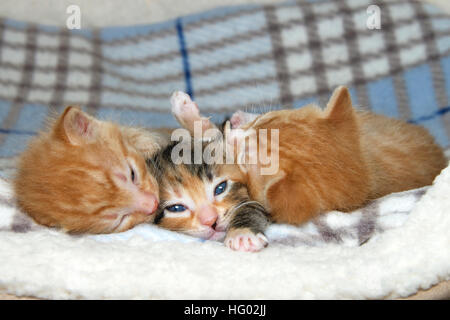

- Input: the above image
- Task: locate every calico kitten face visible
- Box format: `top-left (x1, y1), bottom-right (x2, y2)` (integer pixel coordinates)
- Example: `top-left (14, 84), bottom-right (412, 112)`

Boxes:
top-left (15, 107), bottom-right (159, 234)
top-left (149, 143), bottom-right (249, 240)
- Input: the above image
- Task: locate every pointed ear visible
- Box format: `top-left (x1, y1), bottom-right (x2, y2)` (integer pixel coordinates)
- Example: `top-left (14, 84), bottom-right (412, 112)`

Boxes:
top-left (55, 106), bottom-right (99, 145)
top-left (223, 121), bottom-right (258, 174)
top-left (325, 86), bottom-right (354, 121)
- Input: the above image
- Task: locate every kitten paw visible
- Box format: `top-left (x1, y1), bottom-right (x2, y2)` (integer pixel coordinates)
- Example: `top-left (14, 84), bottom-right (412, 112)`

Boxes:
top-left (224, 228), bottom-right (268, 252)
top-left (171, 91), bottom-right (198, 118)
top-left (170, 91), bottom-right (211, 131)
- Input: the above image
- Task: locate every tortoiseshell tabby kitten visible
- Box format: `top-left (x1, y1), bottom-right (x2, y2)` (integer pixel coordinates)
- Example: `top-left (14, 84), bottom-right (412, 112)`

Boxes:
top-left (147, 140), bottom-right (271, 251)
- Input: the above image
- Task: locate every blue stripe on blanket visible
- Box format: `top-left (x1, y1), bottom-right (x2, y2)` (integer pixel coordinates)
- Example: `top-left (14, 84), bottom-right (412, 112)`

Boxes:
top-left (176, 18), bottom-right (194, 99)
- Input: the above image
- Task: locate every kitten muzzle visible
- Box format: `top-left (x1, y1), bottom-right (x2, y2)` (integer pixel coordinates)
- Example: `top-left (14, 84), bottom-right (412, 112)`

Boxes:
top-left (135, 192), bottom-right (158, 215)
top-left (198, 204), bottom-right (218, 227)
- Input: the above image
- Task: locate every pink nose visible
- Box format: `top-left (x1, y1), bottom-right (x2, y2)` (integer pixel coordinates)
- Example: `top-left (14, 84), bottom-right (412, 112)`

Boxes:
top-left (198, 205), bottom-right (218, 226)
top-left (136, 192), bottom-right (158, 215)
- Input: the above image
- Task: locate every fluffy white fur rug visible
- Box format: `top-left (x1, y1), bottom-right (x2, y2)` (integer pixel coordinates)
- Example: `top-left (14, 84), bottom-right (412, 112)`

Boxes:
top-left (0, 162), bottom-right (449, 299)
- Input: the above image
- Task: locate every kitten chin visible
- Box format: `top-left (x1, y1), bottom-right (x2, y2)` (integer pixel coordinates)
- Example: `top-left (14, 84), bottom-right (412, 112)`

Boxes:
top-left (14, 106), bottom-right (167, 234)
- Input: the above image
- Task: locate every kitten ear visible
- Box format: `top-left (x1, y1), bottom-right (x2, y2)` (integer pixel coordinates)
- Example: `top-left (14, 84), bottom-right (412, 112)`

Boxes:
top-left (325, 86), bottom-right (354, 121)
top-left (224, 121), bottom-right (257, 174)
top-left (56, 106), bottom-right (99, 145)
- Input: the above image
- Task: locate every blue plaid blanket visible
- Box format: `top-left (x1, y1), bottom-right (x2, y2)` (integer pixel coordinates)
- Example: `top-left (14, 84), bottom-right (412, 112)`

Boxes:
top-left (0, 0), bottom-right (449, 158)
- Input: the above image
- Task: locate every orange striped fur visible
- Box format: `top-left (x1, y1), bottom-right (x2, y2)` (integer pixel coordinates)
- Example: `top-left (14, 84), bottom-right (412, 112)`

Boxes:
top-left (14, 106), bottom-right (168, 234)
top-left (237, 86), bottom-right (447, 224)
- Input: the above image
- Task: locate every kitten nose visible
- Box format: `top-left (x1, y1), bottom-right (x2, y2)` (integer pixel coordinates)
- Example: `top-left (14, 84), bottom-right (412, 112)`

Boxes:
top-left (198, 205), bottom-right (218, 227)
top-left (137, 192), bottom-right (158, 215)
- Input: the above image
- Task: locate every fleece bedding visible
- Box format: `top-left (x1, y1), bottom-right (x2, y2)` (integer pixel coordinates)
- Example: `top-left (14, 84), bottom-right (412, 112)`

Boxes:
top-left (0, 158), bottom-right (449, 299)
top-left (0, 0), bottom-right (450, 299)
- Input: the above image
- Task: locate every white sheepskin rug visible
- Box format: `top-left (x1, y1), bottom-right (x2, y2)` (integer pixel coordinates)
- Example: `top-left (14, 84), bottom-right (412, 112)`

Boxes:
top-left (0, 162), bottom-right (449, 299)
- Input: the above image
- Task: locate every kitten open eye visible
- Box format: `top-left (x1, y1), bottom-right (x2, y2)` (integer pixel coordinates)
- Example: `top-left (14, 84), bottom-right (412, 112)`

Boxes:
top-left (214, 181), bottom-right (227, 196)
top-left (166, 204), bottom-right (187, 212)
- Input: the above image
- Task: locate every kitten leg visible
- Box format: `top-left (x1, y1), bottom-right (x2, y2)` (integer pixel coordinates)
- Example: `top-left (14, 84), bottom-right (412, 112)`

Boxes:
top-left (170, 91), bottom-right (216, 134)
top-left (224, 201), bottom-right (270, 252)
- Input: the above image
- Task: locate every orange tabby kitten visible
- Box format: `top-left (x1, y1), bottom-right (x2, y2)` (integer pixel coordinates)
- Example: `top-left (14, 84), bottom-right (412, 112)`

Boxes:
top-left (164, 88), bottom-right (447, 251)
top-left (233, 86), bottom-right (447, 225)
top-left (14, 106), bottom-right (169, 233)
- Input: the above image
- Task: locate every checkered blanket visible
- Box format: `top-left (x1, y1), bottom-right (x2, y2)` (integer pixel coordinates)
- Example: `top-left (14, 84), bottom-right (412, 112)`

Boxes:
top-left (0, 0), bottom-right (449, 158)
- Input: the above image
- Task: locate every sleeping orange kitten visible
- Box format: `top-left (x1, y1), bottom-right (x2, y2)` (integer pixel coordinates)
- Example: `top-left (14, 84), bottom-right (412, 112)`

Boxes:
top-left (14, 106), bottom-right (169, 233)
top-left (150, 87), bottom-right (447, 251)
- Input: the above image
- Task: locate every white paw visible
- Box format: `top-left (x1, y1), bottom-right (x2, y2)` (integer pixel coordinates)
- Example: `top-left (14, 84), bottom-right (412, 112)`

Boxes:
top-left (170, 91), bottom-right (199, 118)
top-left (170, 91), bottom-right (214, 133)
top-left (224, 228), bottom-right (268, 252)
